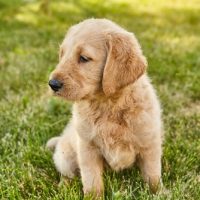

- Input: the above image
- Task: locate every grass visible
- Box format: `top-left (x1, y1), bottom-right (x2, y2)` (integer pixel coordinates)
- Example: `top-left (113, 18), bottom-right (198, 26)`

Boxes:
top-left (0, 0), bottom-right (200, 199)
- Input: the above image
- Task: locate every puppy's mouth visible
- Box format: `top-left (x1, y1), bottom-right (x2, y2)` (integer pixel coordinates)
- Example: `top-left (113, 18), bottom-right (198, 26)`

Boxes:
top-left (50, 86), bottom-right (82, 101)
top-left (52, 90), bottom-right (61, 96)
top-left (50, 86), bottom-right (64, 96)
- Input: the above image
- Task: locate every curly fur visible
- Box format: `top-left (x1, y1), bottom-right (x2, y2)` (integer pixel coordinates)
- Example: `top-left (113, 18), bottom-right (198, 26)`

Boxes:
top-left (47, 18), bottom-right (163, 196)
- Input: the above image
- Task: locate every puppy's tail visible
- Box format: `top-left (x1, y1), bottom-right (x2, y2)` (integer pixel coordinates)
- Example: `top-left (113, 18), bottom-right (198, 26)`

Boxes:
top-left (46, 137), bottom-right (60, 151)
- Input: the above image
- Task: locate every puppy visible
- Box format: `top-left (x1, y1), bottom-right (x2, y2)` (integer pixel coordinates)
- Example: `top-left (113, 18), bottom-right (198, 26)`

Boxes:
top-left (47, 18), bottom-right (163, 196)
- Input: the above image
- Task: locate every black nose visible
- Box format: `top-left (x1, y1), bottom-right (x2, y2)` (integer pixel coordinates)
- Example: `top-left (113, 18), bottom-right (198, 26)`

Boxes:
top-left (49, 79), bottom-right (63, 92)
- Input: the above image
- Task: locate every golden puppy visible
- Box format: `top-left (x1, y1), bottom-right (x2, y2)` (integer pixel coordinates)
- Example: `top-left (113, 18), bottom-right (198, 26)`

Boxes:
top-left (47, 18), bottom-right (163, 196)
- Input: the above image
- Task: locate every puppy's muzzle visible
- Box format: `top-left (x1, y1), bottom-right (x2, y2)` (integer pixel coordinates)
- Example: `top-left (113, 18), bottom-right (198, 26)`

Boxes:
top-left (49, 79), bottom-right (63, 92)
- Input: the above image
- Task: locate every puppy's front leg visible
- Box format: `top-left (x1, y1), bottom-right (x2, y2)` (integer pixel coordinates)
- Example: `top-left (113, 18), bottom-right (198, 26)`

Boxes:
top-left (78, 138), bottom-right (104, 197)
top-left (139, 145), bottom-right (162, 193)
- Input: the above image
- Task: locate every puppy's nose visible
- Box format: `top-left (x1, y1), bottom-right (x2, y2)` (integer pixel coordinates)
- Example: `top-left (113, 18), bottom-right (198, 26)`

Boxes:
top-left (49, 79), bottom-right (63, 92)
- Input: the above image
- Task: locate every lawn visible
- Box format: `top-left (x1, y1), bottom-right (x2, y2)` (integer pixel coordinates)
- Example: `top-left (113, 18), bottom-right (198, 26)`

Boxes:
top-left (0, 0), bottom-right (200, 199)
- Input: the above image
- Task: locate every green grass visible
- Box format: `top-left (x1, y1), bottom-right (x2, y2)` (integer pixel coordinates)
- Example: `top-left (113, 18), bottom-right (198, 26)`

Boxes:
top-left (0, 0), bottom-right (200, 199)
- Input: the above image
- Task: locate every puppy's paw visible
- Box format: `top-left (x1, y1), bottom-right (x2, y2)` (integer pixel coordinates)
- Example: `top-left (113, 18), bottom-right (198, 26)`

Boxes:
top-left (84, 190), bottom-right (104, 200)
top-left (83, 185), bottom-right (104, 200)
top-left (46, 136), bottom-right (60, 151)
top-left (148, 175), bottom-right (161, 194)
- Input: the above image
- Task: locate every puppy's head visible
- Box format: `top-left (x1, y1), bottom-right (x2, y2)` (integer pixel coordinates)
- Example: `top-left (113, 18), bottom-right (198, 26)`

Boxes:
top-left (49, 19), bottom-right (147, 100)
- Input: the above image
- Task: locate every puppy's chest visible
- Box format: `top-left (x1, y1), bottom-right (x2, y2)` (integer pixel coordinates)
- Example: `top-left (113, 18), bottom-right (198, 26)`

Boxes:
top-left (93, 122), bottom-right (137, 170)
top-left (82, 103), bottom-right (134, 144)
top-left (92, 112), bottom-right (137, 170)
top-left (76, 103), bottom-right (138, 170)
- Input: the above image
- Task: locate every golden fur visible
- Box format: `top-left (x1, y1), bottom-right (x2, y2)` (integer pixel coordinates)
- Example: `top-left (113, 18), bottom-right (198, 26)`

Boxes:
top-left (47, 18), bottom-right (163, 196)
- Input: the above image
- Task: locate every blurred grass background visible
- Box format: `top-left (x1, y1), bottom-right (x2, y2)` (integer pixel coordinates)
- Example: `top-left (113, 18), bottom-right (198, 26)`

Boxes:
top-left (0, 0), bottom-right (200, 199)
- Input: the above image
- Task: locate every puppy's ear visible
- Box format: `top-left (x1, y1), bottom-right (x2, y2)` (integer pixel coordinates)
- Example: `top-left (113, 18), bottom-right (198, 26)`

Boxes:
top-left (102, 32), bottom-right (147, 96)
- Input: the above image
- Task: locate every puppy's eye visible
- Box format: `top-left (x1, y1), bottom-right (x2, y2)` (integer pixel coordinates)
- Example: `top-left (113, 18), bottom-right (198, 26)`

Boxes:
top-left (79, 55), bottom-right (90, 63)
